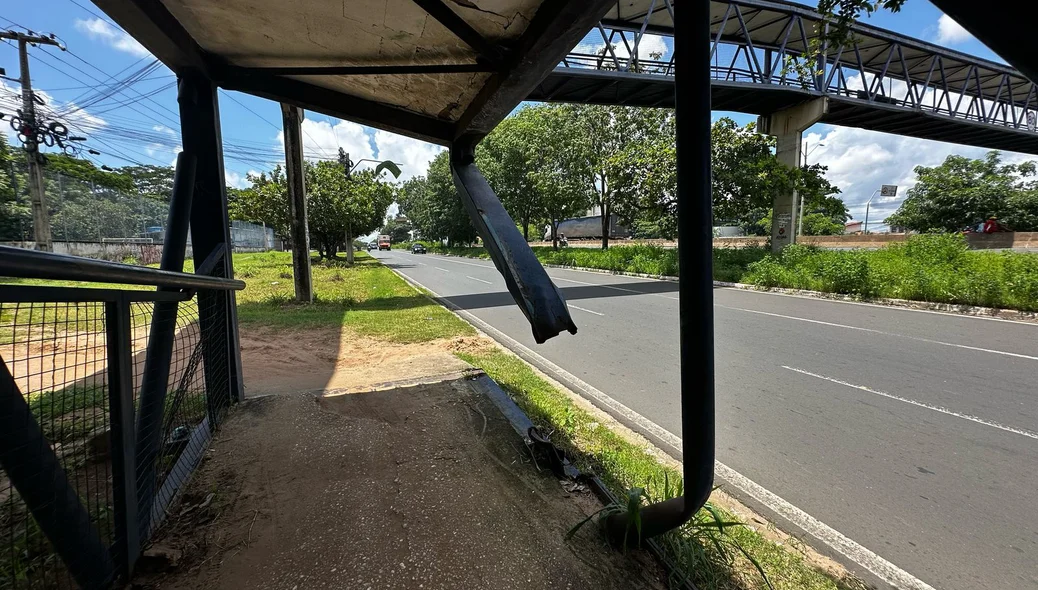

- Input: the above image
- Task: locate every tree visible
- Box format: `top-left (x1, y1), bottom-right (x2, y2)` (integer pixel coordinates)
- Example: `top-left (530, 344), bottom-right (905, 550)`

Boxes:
top-left (382, 215), bottom-right (413, 243)
top-left (44, 153), bottom-right (134, 192)
top-left (477, 114), bottom-right (543, 242)
top-left (228, 167), bottom-right (291, 241)
top-left (886, 151), bottom-right (1038, 232)
top-left (568, 104), bottom-right (673, 249)
top-left (307, 162), bottom-right (394, 263)
top-left (506, 105), bottom-right (590, 249)
top-left (397, 151), bottom-right (478, 246)
top-left (121, 165), bottom-right (175, 200)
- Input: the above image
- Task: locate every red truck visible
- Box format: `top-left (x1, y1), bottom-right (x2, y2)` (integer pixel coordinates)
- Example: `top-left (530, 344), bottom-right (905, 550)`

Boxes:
top-left (377, 235), bottom-right (391, 251)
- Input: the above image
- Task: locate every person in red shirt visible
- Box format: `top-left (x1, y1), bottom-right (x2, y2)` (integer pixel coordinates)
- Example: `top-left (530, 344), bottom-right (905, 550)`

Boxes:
top-left (982, 216), bottom-right (1004, 233)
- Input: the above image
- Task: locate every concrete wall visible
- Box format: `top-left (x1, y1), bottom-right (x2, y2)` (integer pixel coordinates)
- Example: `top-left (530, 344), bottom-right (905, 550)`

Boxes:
top-left (3, 241), bottom-right (172, 264)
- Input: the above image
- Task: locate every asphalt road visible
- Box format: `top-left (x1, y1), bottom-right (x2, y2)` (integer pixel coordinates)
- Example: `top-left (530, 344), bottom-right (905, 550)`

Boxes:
top-left (373, 249), bottom-right (1038, 590)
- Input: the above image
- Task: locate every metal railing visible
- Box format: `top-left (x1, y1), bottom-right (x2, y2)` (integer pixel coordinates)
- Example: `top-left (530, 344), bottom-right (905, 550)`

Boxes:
top-left (0, 246), bottom-right (244, 589)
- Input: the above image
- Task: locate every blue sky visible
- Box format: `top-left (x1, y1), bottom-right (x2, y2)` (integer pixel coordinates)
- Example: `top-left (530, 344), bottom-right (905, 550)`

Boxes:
top-left (0, 1), bottom-right (1028, 227)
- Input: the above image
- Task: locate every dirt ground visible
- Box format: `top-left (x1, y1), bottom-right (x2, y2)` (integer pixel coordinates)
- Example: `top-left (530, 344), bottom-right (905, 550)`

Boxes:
top-left (238, 326), bottom-right (489, 397)
top-left (134, 376), bottom-right (667, 589)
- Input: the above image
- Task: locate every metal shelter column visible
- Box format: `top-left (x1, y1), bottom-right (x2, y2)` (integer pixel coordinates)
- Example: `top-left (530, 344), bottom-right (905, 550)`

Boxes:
top-left (604, 0), bottom-right (715, 543)
top-left (179, 73), bottom-right (244, 408)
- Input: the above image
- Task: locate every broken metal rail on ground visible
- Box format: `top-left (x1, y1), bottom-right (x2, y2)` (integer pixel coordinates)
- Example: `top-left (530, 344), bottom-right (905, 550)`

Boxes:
top-left (0, 246), bottom-right (244, 589)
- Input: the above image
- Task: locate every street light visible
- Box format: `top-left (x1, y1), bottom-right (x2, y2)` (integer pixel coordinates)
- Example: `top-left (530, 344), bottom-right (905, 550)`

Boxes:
top-left (863, 189), bottom-right (880, 235)
top-left (797, 141), bottom-right (824, 236)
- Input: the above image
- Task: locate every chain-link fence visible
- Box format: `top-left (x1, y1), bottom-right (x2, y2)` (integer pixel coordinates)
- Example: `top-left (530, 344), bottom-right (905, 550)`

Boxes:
top-left (0, 286), bottom-right (232, 588)
top-left (1, 169), bottom-right (278, 254)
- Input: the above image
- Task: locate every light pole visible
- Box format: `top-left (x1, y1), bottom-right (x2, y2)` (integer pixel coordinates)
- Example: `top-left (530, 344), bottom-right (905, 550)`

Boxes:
top-left (798, 141), bottom-right (824, 236)
top-left (863, 189), bottom-right (880, 235)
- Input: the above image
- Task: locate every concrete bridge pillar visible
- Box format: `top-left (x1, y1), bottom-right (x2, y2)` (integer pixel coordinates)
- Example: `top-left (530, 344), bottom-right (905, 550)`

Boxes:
top-left (757, 97), bottom-right (828, 253)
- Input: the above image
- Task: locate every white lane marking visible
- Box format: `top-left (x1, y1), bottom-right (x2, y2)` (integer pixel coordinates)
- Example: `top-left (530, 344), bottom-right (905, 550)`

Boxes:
top-left (717, 285), bottom-right (1038, 328)
top-left (421, 254), bottom-right (495, 269)
top-left (783, 366), bottom-right (1038, 441)
top-left (416, 262), bottom-right (427, 266)
top-left (388, 267), bottom-right (936, 590)
top-left (718, 305), bottom-right (1038, 362)
top-left (554, 276), bottom-right (679, 300)
top-left (569, 304), bottom-right (604, 316)
top-left (434, 267), bottom-right (450, 273)
top-left (466, 275), bottom-right (492, 284)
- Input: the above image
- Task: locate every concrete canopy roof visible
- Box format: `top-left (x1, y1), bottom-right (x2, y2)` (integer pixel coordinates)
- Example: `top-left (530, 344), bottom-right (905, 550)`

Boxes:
top-left (93, 0), bottom-right (615, 145)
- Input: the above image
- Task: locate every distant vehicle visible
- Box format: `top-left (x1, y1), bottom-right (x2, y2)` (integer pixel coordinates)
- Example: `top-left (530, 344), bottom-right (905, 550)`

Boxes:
top-left (367, 242), bottom-right (378, 251)
top-left (411, 243), bottom-right (427, 254)
top-left (377, 234), bottom-right (391, 251)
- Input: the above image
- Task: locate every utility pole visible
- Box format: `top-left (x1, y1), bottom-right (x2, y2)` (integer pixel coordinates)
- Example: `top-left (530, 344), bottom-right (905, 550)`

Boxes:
top-left (1, 30), bottom-right (64, 252)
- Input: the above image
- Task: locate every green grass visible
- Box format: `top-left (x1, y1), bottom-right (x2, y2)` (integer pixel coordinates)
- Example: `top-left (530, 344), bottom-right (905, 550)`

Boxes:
top-left (233, 250), bottom-right (474, 342)
top-left (436, 234), bottom-right (1038, 311)
top-left (457, 349), bottom-right (863, 590)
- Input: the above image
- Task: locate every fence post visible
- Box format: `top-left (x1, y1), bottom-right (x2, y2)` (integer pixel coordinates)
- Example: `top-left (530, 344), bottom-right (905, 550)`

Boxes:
top-left (106, 295), bottom-right (141, 579)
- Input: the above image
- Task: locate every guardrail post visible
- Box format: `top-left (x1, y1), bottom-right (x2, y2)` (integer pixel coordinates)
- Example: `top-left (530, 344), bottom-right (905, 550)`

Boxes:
top-left (107, 295), bottom-right (141, 579)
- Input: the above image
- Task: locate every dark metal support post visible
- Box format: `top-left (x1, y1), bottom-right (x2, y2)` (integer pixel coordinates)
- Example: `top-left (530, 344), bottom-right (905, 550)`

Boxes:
top-left (107, 296), bottom-right (141, 579)
top-left (281, 103), bottom-right (313, 303)
top-left (606, 0), bottom-right (714, 543)
top-left (133, 151), bottom-right (196, 537)
top-left (178, 72), bottom-right (244, 417)
top-left (450, 147), bottom-right (577, 343)
top-left (0, 357), bottom-right (114, 588)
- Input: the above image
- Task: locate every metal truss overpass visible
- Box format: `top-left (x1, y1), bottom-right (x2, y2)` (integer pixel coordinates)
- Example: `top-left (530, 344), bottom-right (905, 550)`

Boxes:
top-left (530, 0), bottom-right (1038, 155)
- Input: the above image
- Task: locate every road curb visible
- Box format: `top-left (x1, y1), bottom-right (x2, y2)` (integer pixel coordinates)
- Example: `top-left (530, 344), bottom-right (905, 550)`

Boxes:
top-left (434, 252), bottom-right (1038, 323)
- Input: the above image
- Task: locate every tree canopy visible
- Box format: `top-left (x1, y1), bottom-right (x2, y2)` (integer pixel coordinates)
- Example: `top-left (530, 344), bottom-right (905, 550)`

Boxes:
top-left (886, 151), bottom-right (1038, 232)
top-left (397, 151), bottom-right (478, 247)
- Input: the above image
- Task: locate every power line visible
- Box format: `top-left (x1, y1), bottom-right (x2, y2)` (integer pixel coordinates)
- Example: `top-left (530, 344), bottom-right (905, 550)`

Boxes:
top-left (66, 0), bottom-right (121, 29)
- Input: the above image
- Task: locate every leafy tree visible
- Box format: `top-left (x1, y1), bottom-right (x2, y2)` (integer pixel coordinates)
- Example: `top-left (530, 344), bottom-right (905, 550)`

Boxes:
top-left (886, 152), bottom-right (1038, 232)
top-left (228, 167), bottom-right (290, 241)
top-left (568, 104), bottom-right (673, 249)
top-left (512, 105), bottom-right (591, 249)
top-left (44, 153), bottom-right (134, 192)
top-left (121, 165), bottom-right (175, 200)
top-left (382, 215), bottom-right (413, 243)
top-left (307, 162), bottom-right (394, 263)
top-left (477, 114), bottom-right (543, 242)
top-left (397, 151), bottom-right (478, 246)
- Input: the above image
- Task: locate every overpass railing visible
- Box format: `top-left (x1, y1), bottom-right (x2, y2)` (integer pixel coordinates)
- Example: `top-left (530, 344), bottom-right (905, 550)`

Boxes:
top-left (0, 246), bottom-right (244, 589)
top-left (559, 0), bottom-right (1038, 133)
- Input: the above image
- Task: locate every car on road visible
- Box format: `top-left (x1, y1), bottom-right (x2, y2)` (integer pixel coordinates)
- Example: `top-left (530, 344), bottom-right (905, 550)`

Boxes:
top-left (366, 242), bottom-right (378, 251)
top-left (411, 243), bottom-right (427, 254)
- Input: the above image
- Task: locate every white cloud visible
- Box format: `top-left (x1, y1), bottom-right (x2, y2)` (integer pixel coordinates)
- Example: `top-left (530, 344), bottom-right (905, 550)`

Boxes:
top-left (74, 18), bottom-right (151, 57)
top-left (805, 126), bottom-right (1033, 227)
top-left (935, 14), bottom-right (973, 46)
top-left (275, 117), bottom-right (443, 182)
top-left (278, 118), bottom-right (374, 163)
top-left (371, 130), bottom-right (444, 182)
top-left (574, 33), bottom-right (670, 66)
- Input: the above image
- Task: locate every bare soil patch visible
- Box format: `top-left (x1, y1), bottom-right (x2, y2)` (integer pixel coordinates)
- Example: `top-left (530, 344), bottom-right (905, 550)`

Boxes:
top-left (135, 379), bottom-right (667, 590)
top-left (238, 326), bottom-right (493, 397)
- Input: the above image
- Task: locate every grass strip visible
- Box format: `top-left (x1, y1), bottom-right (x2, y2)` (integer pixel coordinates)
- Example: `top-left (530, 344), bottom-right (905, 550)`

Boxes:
top-left (428, 232), bottom-right (1038, 311)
